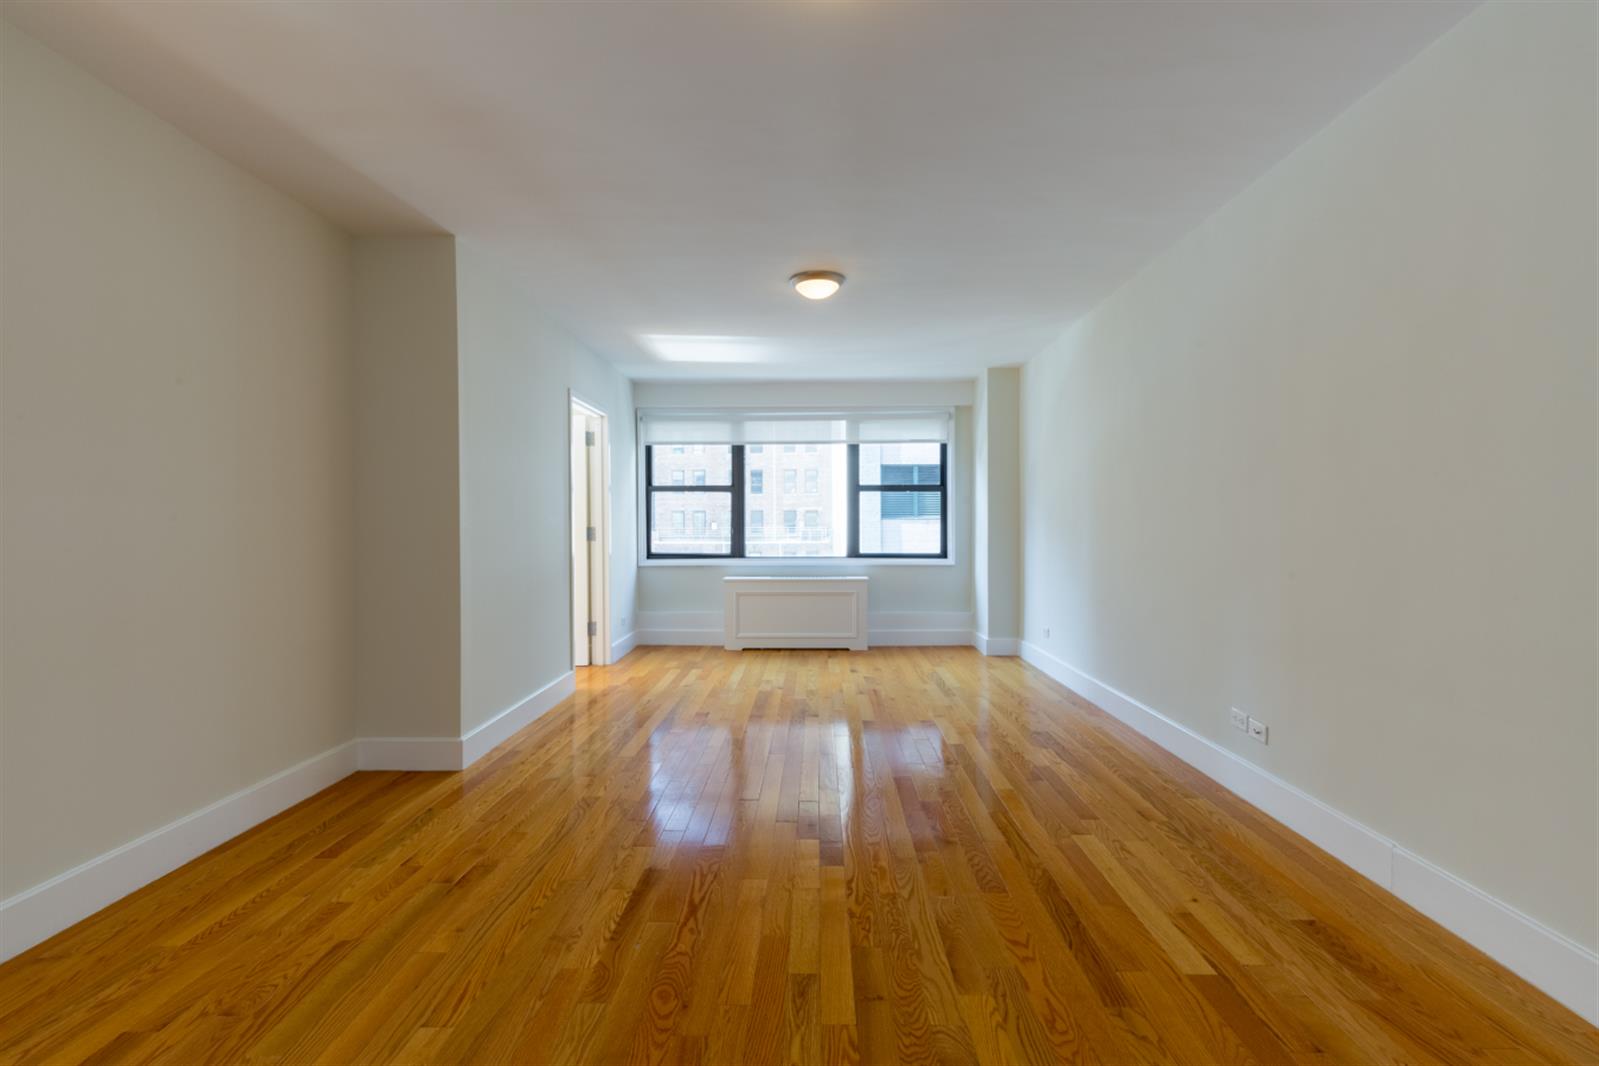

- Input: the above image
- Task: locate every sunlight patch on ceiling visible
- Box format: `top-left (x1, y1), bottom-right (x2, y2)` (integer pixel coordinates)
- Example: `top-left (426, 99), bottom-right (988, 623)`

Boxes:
top-left (639, 334), bottom-right (778, 364)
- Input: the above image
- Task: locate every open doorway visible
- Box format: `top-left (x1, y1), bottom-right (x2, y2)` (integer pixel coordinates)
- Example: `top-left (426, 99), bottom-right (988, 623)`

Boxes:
top-left (569, 394), bottom-right (610, 667)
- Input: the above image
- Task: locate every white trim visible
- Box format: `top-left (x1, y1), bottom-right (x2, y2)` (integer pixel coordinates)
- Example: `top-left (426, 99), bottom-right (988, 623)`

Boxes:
top-left (357, 672), bottom-right (579, 771)
top-left (636, 610), bottom-right (724, 646)
top-left (460, 672), bottom-right (575, 767)
top-left (1390, 848), bottom-right (1599, 1025)
top-left (870, 629), bottom-right (973, 647)
top-left (868, 610), bottom-right (974, 647)
top-left (1, 671), bottom-right (588, 964)
top-left (0, 740), bottom-right (358, 961)
top-left (635, 609), bottom-right (977, 648)
top-left (569, 389), bottom-right (611, 667)
top-left (611, 630), bottom-right (639, 660)
top-left (1017, 641), bottom-right (1599, 1024)
top-left (973, 633), bottom-right (1020, 656)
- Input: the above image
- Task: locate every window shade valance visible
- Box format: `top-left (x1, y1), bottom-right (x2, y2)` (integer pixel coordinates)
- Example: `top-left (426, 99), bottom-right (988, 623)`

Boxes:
top-left (638, 408), bottom-right (951, 446)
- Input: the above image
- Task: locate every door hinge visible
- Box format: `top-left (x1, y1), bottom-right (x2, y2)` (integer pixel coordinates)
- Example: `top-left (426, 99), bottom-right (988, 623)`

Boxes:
top-left (587, 620), bottom-right (598, 637)
top-left (586, 526), bottom-right (597, 542)
top-left (585, 430), bottom-right (596, 447)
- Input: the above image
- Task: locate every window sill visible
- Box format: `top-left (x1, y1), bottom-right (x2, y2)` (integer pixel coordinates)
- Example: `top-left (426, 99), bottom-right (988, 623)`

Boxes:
top-left (639, 555), bottom-right (955, 568)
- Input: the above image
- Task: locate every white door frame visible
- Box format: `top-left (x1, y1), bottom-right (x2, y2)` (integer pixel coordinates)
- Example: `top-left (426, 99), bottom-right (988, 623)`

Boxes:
top-left (568, 391), bottom-right (611, 666)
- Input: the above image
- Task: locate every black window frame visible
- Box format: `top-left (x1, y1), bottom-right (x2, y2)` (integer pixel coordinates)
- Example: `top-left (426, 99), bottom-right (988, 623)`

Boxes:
top-left (644, 445), bottom-right (743, 559)
top-left (645, 442), bottom-right (947, 560)
top-left (848, 442), bottom-right (948, 559)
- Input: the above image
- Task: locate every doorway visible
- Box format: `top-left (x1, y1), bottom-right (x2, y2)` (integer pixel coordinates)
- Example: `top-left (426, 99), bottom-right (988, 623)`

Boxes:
top-left (569, 394), bottom-right (610, 667)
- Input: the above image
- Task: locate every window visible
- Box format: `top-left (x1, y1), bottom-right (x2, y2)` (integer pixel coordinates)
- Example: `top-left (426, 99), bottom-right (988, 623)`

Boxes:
top-left (855, 443), bottom-right (946, 557)
top-left (647, 444), bottom-right (736, 556)
top-left (646, 441), bottom-right (947, 558)
top-left (642, 409), bottom-right (948, 560)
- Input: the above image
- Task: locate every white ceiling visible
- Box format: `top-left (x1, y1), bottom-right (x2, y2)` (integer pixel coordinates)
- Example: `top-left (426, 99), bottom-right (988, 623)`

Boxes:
top-left (6, 1), bottom-right (1475, 381)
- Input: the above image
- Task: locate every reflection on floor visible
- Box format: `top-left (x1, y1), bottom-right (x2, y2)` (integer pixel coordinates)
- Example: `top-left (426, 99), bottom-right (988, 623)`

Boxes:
top-left (1, 646), bottom-right (1594, 1064)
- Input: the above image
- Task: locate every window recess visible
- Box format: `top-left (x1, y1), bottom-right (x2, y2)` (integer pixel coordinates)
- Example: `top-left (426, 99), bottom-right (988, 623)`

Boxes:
top-left (642, 408), bottom-right (950, 561)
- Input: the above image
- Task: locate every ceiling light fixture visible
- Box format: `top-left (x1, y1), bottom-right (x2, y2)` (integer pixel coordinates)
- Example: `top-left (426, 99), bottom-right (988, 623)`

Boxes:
top-left (790, 270), bottom-right (844, 300)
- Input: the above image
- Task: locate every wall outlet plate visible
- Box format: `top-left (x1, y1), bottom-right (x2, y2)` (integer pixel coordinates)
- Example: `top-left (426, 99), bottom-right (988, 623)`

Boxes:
top-left (1229, 708), bottom-right (1249, 732)
top-left (1247, 717), bottom-right (1268, 744)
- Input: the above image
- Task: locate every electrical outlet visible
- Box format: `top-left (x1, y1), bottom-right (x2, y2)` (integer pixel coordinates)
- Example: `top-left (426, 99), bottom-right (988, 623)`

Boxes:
top-left (1247, 717), bottom-right (1268, 744)
top-left (1229, 708), bottom-right (1249, 732)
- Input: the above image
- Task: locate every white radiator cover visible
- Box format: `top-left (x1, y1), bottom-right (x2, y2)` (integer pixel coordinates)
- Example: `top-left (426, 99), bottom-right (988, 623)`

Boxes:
top-left (722, 576), bottom-right (869, 650)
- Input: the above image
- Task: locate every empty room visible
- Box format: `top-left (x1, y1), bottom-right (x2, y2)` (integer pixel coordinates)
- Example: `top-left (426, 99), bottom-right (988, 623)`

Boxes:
top-left (0, 1), bottom-right (1595, 1063)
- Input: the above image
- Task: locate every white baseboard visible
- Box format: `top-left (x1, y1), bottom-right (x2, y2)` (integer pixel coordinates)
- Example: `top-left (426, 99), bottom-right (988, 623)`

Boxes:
top-left (637, 628), bottom-right (725, 645)
top-left (0, 740), bottom-right (358, 961)
top-left (357, 672), bottom-right (578, 771)
top-left (973, 633), bottom-right (1020, 656)
top-left (610, 630), bottom-right (639, 661)
top-left (636, 610), bottom-right (723, 646)
top-left (636, 609), bottom-right (977, 648)
top-left (1390, 847), bottom-right (1599, 1025)
top-left (1, 670), bottom-right (586, 963)
top-left (460, 671), bottom-right (574, 767)
top-left (1017, 641), bottom-right (1599, 1024)
top-left (869, 611), bottom-right (974, 647)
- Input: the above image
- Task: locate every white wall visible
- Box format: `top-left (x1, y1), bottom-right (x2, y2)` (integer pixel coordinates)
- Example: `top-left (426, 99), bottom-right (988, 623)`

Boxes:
top-left (1, 22), bottom-right (356, 896)
top-left (974, 367), bottom-right (1021, 648)
top-left (1021, 0), bottom-right (1596, 953)
top-left (633, 388), bottom-right (975, 638)
top-left (353, 237), bottom-right (462, 739)
top-left (455, 242), bottom-right (637, 732)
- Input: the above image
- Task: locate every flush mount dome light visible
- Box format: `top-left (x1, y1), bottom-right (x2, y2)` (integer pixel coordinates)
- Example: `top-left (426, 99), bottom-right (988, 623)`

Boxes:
top-left (790, 270), bottom-right (844, 300)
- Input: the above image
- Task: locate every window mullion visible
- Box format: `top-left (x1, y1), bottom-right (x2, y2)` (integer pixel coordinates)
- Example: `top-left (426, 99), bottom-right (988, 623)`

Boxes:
top-left (732, 446), bottom-right (746, 557)
top-left (847, 444), bottom-right (860, 557)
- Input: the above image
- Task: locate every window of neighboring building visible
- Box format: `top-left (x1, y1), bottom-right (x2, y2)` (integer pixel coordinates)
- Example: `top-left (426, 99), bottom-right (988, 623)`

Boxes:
top-left (643, 429), bottom-right (946, 559)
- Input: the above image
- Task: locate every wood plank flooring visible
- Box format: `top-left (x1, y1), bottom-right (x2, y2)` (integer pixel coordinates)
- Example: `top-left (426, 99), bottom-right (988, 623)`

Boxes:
top-left (1, 646), bottom-right (1594, 1064)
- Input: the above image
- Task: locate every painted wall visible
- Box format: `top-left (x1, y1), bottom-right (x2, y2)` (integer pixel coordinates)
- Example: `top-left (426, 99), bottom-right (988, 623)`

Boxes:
top-left (455, 242), bottom-right (637, 733)
top-left (353, 237), bottom-right (462, 740)
top-left (1020, 0), bottom-right (1596, 950)
top-left (633, 390), bottom-right (976, 635)
top-left (0, 22), bottom-right (356, 895)
top-left (974, 367), bottom-right (1021, 647)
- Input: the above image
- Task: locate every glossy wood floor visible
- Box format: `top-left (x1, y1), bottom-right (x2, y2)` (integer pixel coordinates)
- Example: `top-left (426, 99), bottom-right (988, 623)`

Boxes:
top-left (2, 648), bottom-right (1595, 1065)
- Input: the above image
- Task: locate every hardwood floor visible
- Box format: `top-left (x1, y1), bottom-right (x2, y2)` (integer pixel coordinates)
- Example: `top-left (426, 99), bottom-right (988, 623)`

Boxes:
top-left (1, 646), bottom-right (1594, 1065)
